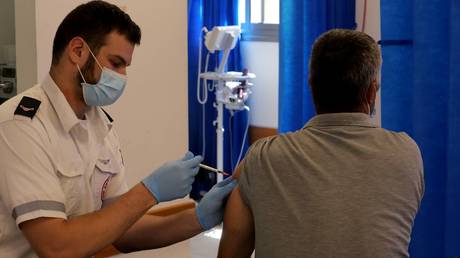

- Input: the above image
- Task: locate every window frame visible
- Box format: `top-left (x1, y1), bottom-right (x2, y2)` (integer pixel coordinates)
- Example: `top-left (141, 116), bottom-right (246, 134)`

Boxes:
top-left (240, 0), bottom-right (279, 42)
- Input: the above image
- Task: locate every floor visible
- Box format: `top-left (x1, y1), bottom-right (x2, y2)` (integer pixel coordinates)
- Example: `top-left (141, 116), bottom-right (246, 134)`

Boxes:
top-left (113, 226), bottom-right (254, 258)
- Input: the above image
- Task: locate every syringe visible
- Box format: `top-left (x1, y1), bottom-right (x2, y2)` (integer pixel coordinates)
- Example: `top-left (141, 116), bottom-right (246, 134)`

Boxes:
top-left (199, 164), bottom-right (230, 176)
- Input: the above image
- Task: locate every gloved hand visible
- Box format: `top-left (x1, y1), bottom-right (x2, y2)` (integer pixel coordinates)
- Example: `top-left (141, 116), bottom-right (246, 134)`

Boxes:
top-left (142, 151), bottom-right (203, 203)
top-left (195, 177), bottom-right (238, 230)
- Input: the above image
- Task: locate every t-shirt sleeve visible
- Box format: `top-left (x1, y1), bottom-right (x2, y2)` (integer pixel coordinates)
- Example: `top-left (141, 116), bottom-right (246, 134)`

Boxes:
top-left (0, 120), bottom-right (67, 225)
top-left (237, 157), bottom-right (252, 207)
top-left (399, 132), bottom-right (425, 206)
top-left (238, 138), bottom-right (266, 208)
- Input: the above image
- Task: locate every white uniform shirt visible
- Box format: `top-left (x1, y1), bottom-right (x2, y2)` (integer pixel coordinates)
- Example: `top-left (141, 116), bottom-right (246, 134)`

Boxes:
top-left (0, 74), bottom-right (128, 257)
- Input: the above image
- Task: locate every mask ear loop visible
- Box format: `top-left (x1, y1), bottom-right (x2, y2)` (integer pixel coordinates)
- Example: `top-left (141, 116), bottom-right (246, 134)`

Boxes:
top-left (76, 64), bottom-right (87, 84)
top-left (84, 42), bottom-right (104, 71)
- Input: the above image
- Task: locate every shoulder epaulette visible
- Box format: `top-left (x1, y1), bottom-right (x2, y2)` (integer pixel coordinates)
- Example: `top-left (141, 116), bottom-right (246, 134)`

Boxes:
top-left (14, 96), bottom-right (41, 119)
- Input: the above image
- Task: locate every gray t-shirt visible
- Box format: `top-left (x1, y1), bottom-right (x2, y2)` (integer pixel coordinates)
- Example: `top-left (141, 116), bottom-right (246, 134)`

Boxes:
top-left (239, 113), bottom-right (424, 258)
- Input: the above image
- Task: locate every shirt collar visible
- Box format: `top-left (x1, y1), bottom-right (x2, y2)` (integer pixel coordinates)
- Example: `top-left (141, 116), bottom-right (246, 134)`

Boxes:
top-left (89, 107), bottom-right (114, 141)
top-left (42, 74), bottom-right (113, 135)
top-left (42, 74), bottom-right (80, 133)
top-left (304, 113), bottom-right (377, 129)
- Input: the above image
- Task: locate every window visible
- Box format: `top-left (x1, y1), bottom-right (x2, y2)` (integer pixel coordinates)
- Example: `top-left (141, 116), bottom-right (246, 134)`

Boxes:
top-left (239, 0), bottom-right (279, 42)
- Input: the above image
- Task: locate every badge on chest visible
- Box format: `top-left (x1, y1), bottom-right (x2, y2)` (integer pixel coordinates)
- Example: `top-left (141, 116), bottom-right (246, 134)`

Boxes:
top-left (92, 156), bottom-right (120, 203)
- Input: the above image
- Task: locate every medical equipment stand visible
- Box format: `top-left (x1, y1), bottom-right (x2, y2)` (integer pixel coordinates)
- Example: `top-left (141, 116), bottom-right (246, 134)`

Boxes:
top-left (199, 26), bottom-right (255, 182)
top-left (214, 48), bottom-right (230, 181)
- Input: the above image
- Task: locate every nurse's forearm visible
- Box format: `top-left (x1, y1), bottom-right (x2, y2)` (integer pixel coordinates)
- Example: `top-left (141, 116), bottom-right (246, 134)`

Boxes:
top-left (114, 208), bottom-right (203, 252)
top-left (20, 183), bottom-right (156, 258)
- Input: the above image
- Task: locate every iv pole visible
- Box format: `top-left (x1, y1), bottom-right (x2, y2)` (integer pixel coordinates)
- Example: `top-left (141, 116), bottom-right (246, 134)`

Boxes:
top-left (214, 48), bottom-right (232, 182)
top-left (199, 26), bottom-right (254, 182)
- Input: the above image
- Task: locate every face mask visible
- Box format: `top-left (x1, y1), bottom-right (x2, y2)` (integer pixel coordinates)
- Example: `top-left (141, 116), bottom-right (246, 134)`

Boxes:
top-left (77, 44), bottom-right (127, 106)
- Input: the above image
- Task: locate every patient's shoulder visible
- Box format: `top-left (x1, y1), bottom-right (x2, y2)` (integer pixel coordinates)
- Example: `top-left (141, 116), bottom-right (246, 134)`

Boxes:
top-left (248, 134), bottom-right (283, 153)
top-left (249, 131), bottom-right (304, 159)
top-left (237, 134), bottom-right (284, 176)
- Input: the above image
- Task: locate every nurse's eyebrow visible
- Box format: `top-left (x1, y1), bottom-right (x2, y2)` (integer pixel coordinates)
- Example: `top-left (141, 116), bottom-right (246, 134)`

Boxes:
top-left (109, 55), bottom-right (129, 66)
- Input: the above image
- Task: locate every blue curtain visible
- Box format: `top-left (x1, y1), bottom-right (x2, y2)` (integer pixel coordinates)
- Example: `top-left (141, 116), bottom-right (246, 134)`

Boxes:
top-left (278, 0), bottom-right (356, 133)
top-left (188, 0), bottom-right (248, 200)
top-left (381, 1), bottom-right (460, 257)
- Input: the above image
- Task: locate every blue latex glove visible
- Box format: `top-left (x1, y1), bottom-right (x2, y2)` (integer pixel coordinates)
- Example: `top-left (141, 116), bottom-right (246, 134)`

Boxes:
top-left (142, 151), bottom-right (203, 203)
top-left (195, 177), bottom-right (238, 230)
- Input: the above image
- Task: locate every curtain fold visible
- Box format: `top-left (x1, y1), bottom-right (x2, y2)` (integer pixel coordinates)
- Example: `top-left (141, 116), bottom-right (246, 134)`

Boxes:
top-left (278, 0), bottom-right (356, 133)
top-left (381, 1), bottom-right (460, 256)
top-left (188, 0), bottom-right (248, 200)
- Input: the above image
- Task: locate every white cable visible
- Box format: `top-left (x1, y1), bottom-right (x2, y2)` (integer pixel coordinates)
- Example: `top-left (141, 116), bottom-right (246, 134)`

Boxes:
top-left (204, 53), bottom-right (213, 91)
top-left (208, 80), bottom-right (215, 91)
top-left (361, 0), bottom-right (368, 32)
top-left (229, 112), bottom-right (235, 170)
top-left (201, 102), bottom-right (206, 157)
top-left (235, 108), bottom-right (250, 166)
top-left (196, 37), bottom-right (207, 104)
top-left (200, 52), bottom-right (211, 158)
top-left (197, 27), bottom-right (209, 104)
top-left (197, 27), bottom-right (209, 157)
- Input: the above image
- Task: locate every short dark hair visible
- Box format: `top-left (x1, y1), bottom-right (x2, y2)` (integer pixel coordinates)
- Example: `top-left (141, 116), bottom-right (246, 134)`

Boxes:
top-left (52, 0), bottom-right (141, 65)
top-left (308, 29), bottom-right (381, 113)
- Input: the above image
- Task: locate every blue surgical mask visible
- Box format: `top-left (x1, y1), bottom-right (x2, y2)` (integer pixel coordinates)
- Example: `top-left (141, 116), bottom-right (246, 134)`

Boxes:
top-left (77, 45), bottom-right (127, 106)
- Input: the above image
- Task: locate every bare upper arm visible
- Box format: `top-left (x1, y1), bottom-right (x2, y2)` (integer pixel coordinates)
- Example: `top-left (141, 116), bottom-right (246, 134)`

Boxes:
top-left (20, 217), bottom-right (68, 258)
top-left (218, 166), bottom-right (255, 258)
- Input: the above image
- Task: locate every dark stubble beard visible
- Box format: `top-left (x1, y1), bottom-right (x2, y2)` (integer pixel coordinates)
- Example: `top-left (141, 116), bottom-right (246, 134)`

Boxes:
top-left (76, 56), bottom-right (98, 105)
top-left (77, 56), bottom-right (98, 85)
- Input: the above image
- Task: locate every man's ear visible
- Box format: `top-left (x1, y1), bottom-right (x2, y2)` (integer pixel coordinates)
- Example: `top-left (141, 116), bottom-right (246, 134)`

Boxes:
top-left (365, 79), bottom-right (378, 111)
top-left (67, 37), bottom-right (88, 66)
top-left (366, 80), bottom-right (379, 103)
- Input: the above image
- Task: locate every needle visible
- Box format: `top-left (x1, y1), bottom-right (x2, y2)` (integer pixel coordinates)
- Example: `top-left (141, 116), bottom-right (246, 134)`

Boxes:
top-left (199, 164), bottom-right (230, 176)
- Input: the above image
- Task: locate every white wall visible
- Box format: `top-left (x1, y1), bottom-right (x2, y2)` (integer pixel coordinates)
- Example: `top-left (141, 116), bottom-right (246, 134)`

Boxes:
top-left (15, 0), bottom-right (37, 93)
top-left (241, 41), bottom-right (279, 128)
top-left (0, 0), bottom-right (16, 70)
top-left (0, 0), bottom-right (15, 46)
top-left (242, 0), bottom-right (381, 129)
top-left (107, 0), bottom-right (189, 186)
top-left (15, 0), bottom-right (189, 187)
top-left (356, 0), bottom-right (381, 41)
top-left (356, 0), bottom-right (381, 126)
